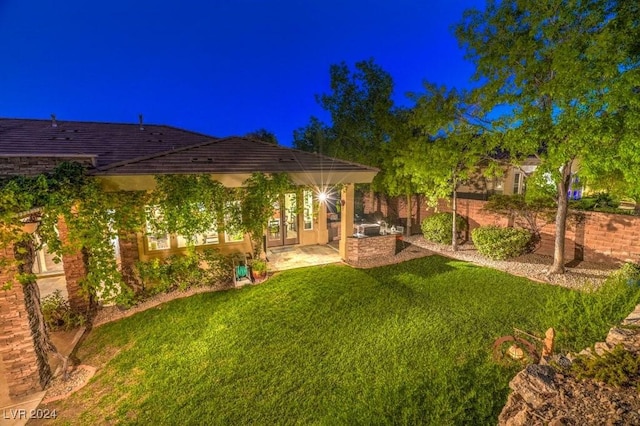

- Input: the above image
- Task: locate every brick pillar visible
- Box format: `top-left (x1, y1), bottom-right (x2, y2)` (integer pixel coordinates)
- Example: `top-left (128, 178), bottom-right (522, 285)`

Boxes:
top-left (57, 217), bottom-right (90, 313)
top-left (118, 231), bottom-right (141, 291)
top-left (0, 246), bottom-right (48, 398)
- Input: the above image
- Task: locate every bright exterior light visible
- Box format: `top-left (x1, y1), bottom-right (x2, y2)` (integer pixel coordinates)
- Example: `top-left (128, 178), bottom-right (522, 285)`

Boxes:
top-left (318, 191), bottom-right (328, 202)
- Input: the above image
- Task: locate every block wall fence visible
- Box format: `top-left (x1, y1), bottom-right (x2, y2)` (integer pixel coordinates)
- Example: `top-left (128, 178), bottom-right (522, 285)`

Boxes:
top-left (364, 193), bottom-right (640, 264)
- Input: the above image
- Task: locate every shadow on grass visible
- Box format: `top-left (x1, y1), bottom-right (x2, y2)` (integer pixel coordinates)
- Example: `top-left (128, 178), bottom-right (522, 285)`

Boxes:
top-left (362, 255), bottom-right (457, 281)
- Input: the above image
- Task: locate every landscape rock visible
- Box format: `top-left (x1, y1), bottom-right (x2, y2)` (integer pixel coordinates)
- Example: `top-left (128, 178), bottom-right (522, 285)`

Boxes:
top-left (606, 327), bottom-right (640, 352)
top-left (499, 304), bottom-right (640, 425)
top-left (509, 364), bottom-right (557, 408)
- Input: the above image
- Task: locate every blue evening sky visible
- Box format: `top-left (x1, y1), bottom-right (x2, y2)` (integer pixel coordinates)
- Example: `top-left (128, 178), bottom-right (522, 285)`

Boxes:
top-left (0, 0), bottom-right (485, 146)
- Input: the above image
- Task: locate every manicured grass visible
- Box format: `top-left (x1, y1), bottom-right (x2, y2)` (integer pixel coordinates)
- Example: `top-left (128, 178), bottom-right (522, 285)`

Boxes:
top-left (51, 256), bottom-right (636, 425)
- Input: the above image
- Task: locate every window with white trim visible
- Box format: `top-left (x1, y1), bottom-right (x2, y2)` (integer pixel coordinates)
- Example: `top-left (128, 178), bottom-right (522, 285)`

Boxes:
top-left (303, 190), bottom-right (313, 230)
top-left (146, 207), bottom-right (170, 251)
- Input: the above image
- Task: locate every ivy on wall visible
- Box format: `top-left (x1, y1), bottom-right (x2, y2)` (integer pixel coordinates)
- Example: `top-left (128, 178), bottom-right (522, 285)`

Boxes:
top-left (1, 163), bottom-right (295, 302)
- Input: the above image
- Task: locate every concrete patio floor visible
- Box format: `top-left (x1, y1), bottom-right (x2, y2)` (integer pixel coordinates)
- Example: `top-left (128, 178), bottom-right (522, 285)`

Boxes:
top-left (266, 244), bottom-right (342, 272)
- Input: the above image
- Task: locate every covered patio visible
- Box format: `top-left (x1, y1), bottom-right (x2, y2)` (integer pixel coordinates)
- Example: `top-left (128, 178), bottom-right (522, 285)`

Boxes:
top-left (267, 243), bottom-right (342, 271)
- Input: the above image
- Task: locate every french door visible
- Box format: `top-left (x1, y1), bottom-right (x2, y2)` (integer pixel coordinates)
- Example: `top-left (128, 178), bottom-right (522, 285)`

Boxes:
top-left (266, 192), bottom-right (299, 247)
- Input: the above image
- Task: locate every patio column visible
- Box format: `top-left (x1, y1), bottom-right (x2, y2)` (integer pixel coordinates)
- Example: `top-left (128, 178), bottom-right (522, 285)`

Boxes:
top-left (317, 200), bottom-right (329, 244)
top-left (339, 183), bottom-right (355, 260)
top-left (57, 217), bottom-right (91, 314)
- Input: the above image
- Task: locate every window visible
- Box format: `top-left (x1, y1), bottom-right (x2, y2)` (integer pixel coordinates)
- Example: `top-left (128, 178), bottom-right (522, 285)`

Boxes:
top-left (224, 201), bottom-right (244, 243)
top-left (513, 173), bottom-right (525, 195)
top-left (568, 174), bottom-right (582, 200)
top-left (492, 177), bottom-right (504, 194)
top-left (176, 225), bottom-right (219, 247)
top-left (146, 208), bottom-right (170, 251)
top-left (303, 190), bottom-right (313, 230)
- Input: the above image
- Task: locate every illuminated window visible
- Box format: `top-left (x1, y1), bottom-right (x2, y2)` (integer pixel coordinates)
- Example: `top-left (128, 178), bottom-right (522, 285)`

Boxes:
top-left (146, 207), bottom-right (170, 251)
top-left (224, 201), bottom-right (244, 243)
top-left (177, 225), bottom-right (219, 247)
top-left (303, 190), bottom-right (313, 230)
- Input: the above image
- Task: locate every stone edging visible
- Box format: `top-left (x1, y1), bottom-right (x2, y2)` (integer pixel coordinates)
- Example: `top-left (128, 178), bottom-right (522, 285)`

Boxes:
top-left (41, 365), bottom-right (97, 404)
top-left (92, 278), bottom-right (273, 328)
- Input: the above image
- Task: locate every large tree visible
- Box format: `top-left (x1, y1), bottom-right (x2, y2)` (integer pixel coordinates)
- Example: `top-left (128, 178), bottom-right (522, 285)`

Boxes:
top-left (457, 0), bottom-right (640, 273)
top-left (295, 59), bottom-right (395, 168)
top-left (393, 84), bottom-right (492, 250)
top-left (374, 107), bottom-right (419, 235)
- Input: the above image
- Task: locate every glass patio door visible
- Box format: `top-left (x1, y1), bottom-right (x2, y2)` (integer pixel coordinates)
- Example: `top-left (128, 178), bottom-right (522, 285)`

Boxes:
top-left (266, 193), bottom-right (299, 247)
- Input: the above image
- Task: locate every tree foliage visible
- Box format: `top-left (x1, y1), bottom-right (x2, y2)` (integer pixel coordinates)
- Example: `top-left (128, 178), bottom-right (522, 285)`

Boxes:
top-left (246, 128), bottom-right (279, 145)
top-left (292, 116), bottom-right (334, 153)
top-left (148, 174), bottom-right (228, 239)
top-left (240, 173), bottom-right (293, 256)
top-left (295, 59), bottom-right (396, 170)
top-left (390, 84), bottom-right (494, 249)
top-left (456, 0), bottom-right (640, 272)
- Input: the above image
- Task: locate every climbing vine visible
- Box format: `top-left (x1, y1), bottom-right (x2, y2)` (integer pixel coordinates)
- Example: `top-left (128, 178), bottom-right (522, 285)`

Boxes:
top-left (0, 162), bottom-right (301, 382)
top-left (1, 165), bottom-right (296, 304)
top-left (147, 174), bottom-right (229, 240)
top-left (240, 172), bottom-right (293, 255)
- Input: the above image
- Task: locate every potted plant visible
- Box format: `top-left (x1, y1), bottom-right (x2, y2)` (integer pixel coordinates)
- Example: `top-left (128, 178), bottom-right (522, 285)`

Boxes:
top-left (250, 258), bottom-right (268, 281)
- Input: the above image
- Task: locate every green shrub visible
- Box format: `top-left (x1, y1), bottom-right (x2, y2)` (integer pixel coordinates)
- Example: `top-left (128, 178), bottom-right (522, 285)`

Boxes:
top-left (471, 226), bottom-right (532, 260)
top-left (136, 257), bottom-right (172, 295)
top-left (137, 249), bottom-right (234, 296)
top-left (571, 344), bottom-right (640, 388)
top-left (421, 213), bottom-right (468, 245)
top-left (542, 262), bottom-right (640, 351)
top-left (41, 290), bottom-right (85, 331)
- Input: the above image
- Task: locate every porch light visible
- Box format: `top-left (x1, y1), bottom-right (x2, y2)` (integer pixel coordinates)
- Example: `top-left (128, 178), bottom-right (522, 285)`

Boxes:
top-left (317, 191), bottom-right (328, 203)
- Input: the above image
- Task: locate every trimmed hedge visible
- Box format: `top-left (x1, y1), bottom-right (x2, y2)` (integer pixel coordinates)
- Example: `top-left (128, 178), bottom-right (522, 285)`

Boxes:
top-left (421, 212), bottom-right (468, 245)
top-left (471, 226), bottom-right (532, 260)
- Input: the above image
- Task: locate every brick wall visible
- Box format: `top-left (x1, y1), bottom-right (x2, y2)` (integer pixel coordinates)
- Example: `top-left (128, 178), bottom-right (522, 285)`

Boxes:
top-left (365, 192), bottom-right (640, 264)
top-left (0, 156), bottom-right (94, 176)
top-left (118, 231), bottom-right (141, 290)
top-left (0, 247), bottom-right (46, 398)
top-left (346, 234), bottom-right (396, 265)
top-left (56, 218), bottom-right (91, 313)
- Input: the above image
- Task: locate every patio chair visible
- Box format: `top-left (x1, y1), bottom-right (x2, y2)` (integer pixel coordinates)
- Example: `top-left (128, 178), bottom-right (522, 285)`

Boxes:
top-left (232, 253), bottom-right (253, 287)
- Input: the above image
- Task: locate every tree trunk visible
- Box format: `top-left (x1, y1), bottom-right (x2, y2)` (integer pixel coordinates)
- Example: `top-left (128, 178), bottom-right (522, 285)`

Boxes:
top-left (15, 236), bottom-right (70, 381)
top-left (452, 178), bottom-right (458, 252)
top-left (406, 193), bottom-right (412, 237)
top-left (550, 161), bottom-right (573, 274)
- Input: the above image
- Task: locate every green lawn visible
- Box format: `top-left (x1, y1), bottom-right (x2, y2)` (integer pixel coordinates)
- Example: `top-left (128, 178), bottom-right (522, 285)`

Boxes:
top-left (49, 256), bottom-right (638, 425)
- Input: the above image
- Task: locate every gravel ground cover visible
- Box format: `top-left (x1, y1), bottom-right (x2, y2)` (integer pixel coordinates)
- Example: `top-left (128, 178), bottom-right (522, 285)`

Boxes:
top-left (404, 235), bottom-right (618, 289)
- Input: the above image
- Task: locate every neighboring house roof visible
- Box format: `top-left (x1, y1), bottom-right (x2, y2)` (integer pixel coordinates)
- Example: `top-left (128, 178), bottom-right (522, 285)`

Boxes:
top-left (0, 118), bottom-right (378, 182)
top-left (0, 118), bottom-right (217, 168)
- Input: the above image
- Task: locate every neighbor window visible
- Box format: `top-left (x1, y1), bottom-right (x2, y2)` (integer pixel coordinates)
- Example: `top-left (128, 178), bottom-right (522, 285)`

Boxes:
top-left (513, 173), bottom-right (525, 195)
top-left (493, 177), bottom-right (504, 194)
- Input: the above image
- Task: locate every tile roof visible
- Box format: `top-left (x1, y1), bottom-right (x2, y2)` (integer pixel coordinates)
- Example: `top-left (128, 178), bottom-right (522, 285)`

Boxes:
top-left (0, 118), bottom-right (216, 167)
top-left (94, 136), bottom-right (378, 175)
top-left (0, 118), bottom-right (378, 176)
